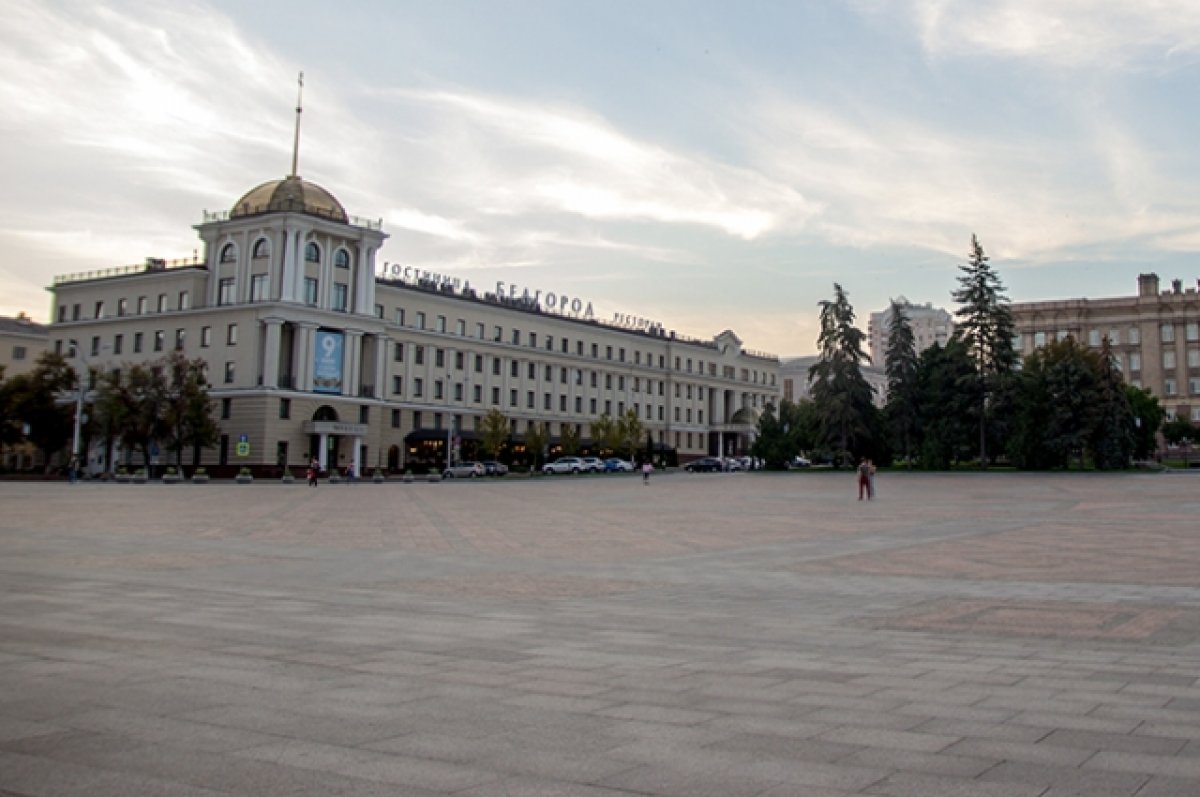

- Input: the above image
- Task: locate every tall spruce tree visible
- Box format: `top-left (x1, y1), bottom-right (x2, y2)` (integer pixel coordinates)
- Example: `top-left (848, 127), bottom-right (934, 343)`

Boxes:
top-left (883, 300), bottom-right (919, 465)
top-left (1090, 337), bottom-right (1135, 469)
top-left (808, 283), bottom-right (876, 466)
top-left (951, 235), bottom-right (1016, 466)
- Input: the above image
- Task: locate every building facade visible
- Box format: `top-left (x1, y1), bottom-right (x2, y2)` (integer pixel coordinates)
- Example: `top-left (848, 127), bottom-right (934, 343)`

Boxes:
top-left (0, 313), bottom-right (49, 471)
top-left (779, 356), bottom-right (887, 407)
top-left (1010, 273), bottom-right (1200, 424)
top-left (48, 174), bottom-right (779, 476)
top-left (867, 297), bottom-right (954, 366)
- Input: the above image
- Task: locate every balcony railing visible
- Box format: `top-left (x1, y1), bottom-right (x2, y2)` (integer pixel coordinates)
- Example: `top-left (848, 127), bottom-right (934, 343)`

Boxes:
top-left (53, 257), bottom-right (204, 286)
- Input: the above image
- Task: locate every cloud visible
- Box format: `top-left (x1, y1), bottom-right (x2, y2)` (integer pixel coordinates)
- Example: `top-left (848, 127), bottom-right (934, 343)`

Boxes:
top-left (885, 0), bottom-right (1200, 69)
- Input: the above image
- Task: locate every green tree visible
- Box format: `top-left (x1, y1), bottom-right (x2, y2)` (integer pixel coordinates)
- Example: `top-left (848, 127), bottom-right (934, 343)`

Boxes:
top-left (1009, 337), bottom-right (1102, 469)
top-left (589, 413), bottom-right (618, 455)
top-left (560, 423), bottom-right (581, 456)
top-left (616, 408), bottom-right (645, 460)
top-left (3, 352), bottom-right (77, 470)
top-left (524, 421), bottom-right (548, 471)
top-left (951, 235), bottom-right (1017, 466)
top-left (808, 283), bottom-right (877, 466)
top-left (1125, 385), bottom-right (1164, 460)
top-left (914, 340), bottom-right (978, 468)
top-left (882, 300), bottom-right (919, 465)
top-left (160, 351), bottom-right (219, 469)
top-left (94, 362), bottom-right (171, 470)
top-left (1089, 337), bottom-right (1135, 470)
top-left (751, 399), bottom-right (817, 469)
top-left (479, 408), bottom-right (510, 460)
top-left (1161, 416), bottom-right (1196, 446)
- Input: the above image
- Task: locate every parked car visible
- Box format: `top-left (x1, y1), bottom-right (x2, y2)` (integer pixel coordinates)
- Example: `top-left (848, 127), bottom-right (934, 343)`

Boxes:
top-left (579, 456), bottom-right (605, 473)
top-left (723, 457), bottom-right (743, 472)
top-left (542, 456), bottom-right (584, 474)
top-left (603, 457), bottom-right (634, 472)
top-left (482, 460), bottom-right (508, 476)
top-left (443, 461), bottom-right (485, 479)
top-left (789, 455), bottom-right (812, 469)
top-left (684, 457), bottom-right (725, 472)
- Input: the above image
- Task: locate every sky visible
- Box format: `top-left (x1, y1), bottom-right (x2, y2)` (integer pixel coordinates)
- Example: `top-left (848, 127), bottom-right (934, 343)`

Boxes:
top-left (3, 1), bottom-right (1200, 357)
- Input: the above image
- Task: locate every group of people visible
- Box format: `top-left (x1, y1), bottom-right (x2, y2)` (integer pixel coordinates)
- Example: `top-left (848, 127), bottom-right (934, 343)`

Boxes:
top-left (856, 458), bottom-right (877, 500)
top-left (305, 459), bottom-right (355, 486)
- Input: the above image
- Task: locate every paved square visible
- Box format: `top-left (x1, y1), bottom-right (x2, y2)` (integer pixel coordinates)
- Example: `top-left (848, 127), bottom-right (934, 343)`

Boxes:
top-left (1, 471), bottom-right (1198, 796)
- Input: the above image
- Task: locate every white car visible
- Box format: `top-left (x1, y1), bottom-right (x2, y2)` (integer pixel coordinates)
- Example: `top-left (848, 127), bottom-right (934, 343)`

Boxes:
top-left (542, 456), bottom-right (584, 474)
top-left (443, 461), bottom-right (485, 478)
top-left (579, 456), bottom-right (605, 473)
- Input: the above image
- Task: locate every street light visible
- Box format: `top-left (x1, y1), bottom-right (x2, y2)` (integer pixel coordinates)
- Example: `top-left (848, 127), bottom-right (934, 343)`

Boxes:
top-left (67, 339), bottom-right (89, 479)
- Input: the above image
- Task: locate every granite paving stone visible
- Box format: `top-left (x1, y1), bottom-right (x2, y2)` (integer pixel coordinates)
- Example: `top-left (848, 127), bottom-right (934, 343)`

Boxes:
top-left (1, 473), bottom-right (1198, 794)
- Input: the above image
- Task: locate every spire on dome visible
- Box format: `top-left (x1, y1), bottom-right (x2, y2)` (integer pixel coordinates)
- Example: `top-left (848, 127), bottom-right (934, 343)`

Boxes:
top-left (291, 71), bottom-right (304, 178)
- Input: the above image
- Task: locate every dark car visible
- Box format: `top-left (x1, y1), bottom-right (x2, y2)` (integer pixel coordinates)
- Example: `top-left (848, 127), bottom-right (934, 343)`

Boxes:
top-left (482, 460), bottom-right (508, 476)
top-left (684, 457), bottom-right (724, 473)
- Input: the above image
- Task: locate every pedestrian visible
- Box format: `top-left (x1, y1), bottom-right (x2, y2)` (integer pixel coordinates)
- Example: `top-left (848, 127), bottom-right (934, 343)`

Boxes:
top-left (68, 456), bottom-right (78, 484)
top-left (344, 464), bottom-right (354, 484)
top-left (308, 457), bottom-right (319, 487)
top-left (867, 458), bottom-right (877, 499)
top-left (642, 459), bottom-right (653, 485)
top-left (857, 457), bottom-right (872, 500)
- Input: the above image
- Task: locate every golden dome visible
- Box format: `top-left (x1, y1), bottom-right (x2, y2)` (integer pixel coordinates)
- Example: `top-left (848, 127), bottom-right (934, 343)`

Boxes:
top-left (230, 176), bottom-right (348, 223)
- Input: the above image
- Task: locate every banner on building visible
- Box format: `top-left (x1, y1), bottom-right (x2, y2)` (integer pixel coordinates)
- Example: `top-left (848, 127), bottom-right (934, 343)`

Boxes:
top-left (313, 330), bottom-right (344, 394)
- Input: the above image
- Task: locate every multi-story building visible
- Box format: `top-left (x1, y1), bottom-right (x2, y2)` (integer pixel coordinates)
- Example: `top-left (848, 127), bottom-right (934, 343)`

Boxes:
top-left (0, 313), bottom-right (49, 471)
top-left (1010, 273), bottom-right (1200, 424)
top-left (867, 297), bottom-right (954, 365)
top-left (47, 173), bottom-right (778, 476)
top-left (779, 356), bottom-right (887, 407)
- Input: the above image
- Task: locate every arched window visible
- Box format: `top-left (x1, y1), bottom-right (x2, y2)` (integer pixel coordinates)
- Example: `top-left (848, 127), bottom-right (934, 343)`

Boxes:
top-left (304, 242), bottom-right (320, 263)
top-left (219, 243), bottom-right (236, 263)
top-left (334, 249), bottom-right (350, 269)
top-left (252, 238), bottom-right (269, 259)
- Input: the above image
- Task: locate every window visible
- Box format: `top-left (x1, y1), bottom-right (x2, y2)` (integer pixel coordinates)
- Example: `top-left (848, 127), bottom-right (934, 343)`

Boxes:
top-left (396, 308), bottom-right (406, 325)
top-left (1165, 378), bottom-right (1178, 396)
top-left (334, 249), bottom-right (350, 268)
top-left (1162, 323), bottom-right (1176, 343)
top-left (221, 398), bottom-right (232, 419)
top-left (304, 242), bottom-right (320, 262)
top-left (435, 349), bottom-right (445, 368)
top-left (250, 274), bottom-right (268, 302)
top-left (332, 284), bottom-right (348, 311)
top-left (359, 405), bottom-right (369, 424)
top-left (455, 319), bottom-right (465, 336)
top-left (252, 238), bottom-right (269, 259)
top-left (492, 387), bottom-right (500, 405)
top-left (494, 325), bottom-right (502, 341)
top-left (154, 330), bottom-right (164, 352)
top-left (475, 323), bottom-right (485, 339)
top-left (1034, 331), bottom-right (1046, 347)
top-left (1189, 323), bottom-right (1200, 342)
top-left (543, 393), bottom-right (550, 410)
top-left (605, 374), bottom-right (613, 389)
top-left (1130, 326), bottom-right (1140, 345)
top-left (591, 343), bottom-right (599, 358)
top-left (1088, 329), bottom-right (1101, 347)
top-left (304, 278), bottom-right (319, 305)
top-left (116, 298), bottom-right (127, 317)
top-left (112, 335), bottom-right (122, 355)
top-left (436, 315), bottom-right (446, 333)
top-left (527, 362), bottom-right (536, 379)
top-left (1108, 328), bottom-right (1120, 346)
top-left (455, 351), bottom-right (464, 370)
top-left (619, 348), bottom-right (626, 362)
top-left (1164, 351), bottom-right (1177, 370)
top-left (510, 389), bottom-right (518, 407)
top-left (511, 361), bottom-right (519, 378)
top-left (393, 342), bottom-right (404, 362)
top-left (227, 324), bottom-right (238, 345)
top-left (545, 365), bottom-right (553, 381)
top-left (591, 372), bottom-right (598, 388)
top-left (218, 278), bottom-right (235, 305)
top-left (1193, 406), bottom-right (1200, 422)
top-left (94, 300), bottom-right (104, 318)
top-left (133, 332), bottom-right (143, 353)
top-left (279, 398), bottom-right (291, 419)
top-left (512, 329), bottom-right (521, 345)
top-left (529, 332), bottom-right (537, 348)
top-left (178, 291), bottom-right (189, 310)
top-left (136, 296), bottom-right (147, 315)
top-left (72, 303), bottom-right (80, 321)
top-left (413, 411), bottom-right (423, 429)
top-left (414, 378), bottom-right (424, 397)
top-left (220, 243), bottom-right (236, 263)
top-left (473, 385), bottom-right (481, 403)
top-left (1190, 350), bottom-right (1200, 369)
top-left (392, 376), bottom-right (403, 394)
top-left (374, 304), bottom-right (384, 318)
top-left (474, 354), bottom-right (483, 373)
top-left (224, 362), bottom-right (235, 384)
top-left (175, 329), bottom-right (186, 350)
top-left (590, 398), bottom-right (597, 413)
top-left (546, 336), bottom-right (554, 351)
top-left (201, 327), bottom-right (211, 347)
top-left (1190, 378), bottom-right (1200, 396)
top-left (391, 409), bottom-right (401, 428)
top-left (1129, 352), bottom-right (1142, 371)
top-left (492, 358), bottom-right (500, 376)
top-left (416, 312), bottom-right (426, 329)
top-left (434, 380), bottom-right (444, 400)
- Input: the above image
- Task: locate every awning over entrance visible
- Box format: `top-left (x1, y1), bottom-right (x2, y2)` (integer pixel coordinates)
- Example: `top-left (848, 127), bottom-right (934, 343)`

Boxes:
top-left (303, 421), bottom-right (369, 436)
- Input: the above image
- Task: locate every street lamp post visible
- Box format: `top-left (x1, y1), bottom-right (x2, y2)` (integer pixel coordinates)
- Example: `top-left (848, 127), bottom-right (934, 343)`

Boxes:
top-left (68, 340), bottom-right (88, 479)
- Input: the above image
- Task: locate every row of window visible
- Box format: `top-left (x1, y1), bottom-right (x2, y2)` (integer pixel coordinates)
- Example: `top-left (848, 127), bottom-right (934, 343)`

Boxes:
top-left (56, 324), bottom-right (238, 358)
top-left (1022, 322), bottom-right (1200, 350)
top-left (382, 311), bottom-right (773, 385)
top-left (58, 292), bottom-right (191, 323)
top-left (216, 276), bottom-right (348, 310)
top-left (218, 240), bottom-right (351, 267)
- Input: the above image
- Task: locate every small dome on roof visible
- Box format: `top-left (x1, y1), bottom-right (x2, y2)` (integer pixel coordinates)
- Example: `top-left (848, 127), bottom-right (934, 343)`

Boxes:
top-left (230, 176), bottom-right (348, 223)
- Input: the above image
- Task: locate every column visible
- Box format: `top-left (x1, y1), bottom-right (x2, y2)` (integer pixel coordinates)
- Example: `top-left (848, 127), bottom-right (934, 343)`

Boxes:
top-left (295, 323), bottom-right (316, 392)
top-left (342, 330), bottom-right (361, 396)
top-left (262, 318), bottom-right (283, 388)
top-left (374, 335), bottom-right (387, 399)
top-left (352, 435), bottom-right (362, 480)
top-left (318, 432), bottom-right (329, 472)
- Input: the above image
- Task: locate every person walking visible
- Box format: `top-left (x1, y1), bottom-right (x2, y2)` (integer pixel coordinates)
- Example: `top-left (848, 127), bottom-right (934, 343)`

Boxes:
top-left (308, 457), bottom-right (319, 487)
top-left (867, 458), bottom-right (877, 499)
top-left (857, 458), bottom-right (872, 500)
top-left (642, 460), bottom-right (653, 485)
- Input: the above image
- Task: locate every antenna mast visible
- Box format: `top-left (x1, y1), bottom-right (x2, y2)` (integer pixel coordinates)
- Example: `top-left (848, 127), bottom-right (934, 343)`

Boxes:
top-left (290, 71), bottom-right (304, 177)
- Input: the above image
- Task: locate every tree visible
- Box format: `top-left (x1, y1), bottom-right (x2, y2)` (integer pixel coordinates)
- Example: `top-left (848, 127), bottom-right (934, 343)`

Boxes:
top-left (751, 399), bottom-right (816, 469)
top-left (808, 283), bottom-right (877, 466)
top-left (1126, 385), bottom-right (1164, 460)
top-left (93, 362), bottom-right (171, 470)
top-left (160, 351), bottom-right (219, 469)
top-left (951, 235), bottom-right (1016, 466)
top-left (1161, 416), bottom-right (1196, 447)
top-left (914, 340), bottom-right (978, 468)
top-left (560, 423), bottom-right (581, 456)
top-left (3, 352), bottom-right (77, 470)
top-left (524, 421), bottom-right (548, 471)
top-left (1089, 337), bottom-right (1135, 470)
top-left (1008, 337), bottom-right (1103, 469)
top-left (882, 300), bottom-right (919, 465)
top-left (589, 413), bottom-right (618, 455)
top-left (616, 408), bottom-right (645, 460)
top-left (479, 408), bottom-right (510, 460)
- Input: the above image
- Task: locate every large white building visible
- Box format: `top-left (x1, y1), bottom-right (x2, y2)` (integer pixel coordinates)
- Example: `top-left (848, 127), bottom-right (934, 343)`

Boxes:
top-left (48, 170), bottom-right (779, 476)
top-left (867, 297), bottom-right (954, 365)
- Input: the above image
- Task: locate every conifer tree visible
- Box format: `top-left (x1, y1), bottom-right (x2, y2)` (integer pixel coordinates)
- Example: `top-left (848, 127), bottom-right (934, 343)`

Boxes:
top-left (951, 235), bottom-right (1016, 465)
top-left (808, 283), bottom-right (876, 466)
top-left (883, 300), bottom-right (919, 465)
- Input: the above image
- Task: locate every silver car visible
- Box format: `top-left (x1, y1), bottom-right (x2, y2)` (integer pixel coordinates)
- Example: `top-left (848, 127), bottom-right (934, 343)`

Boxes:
top-left (443, 461), bottom-right (485, 478)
